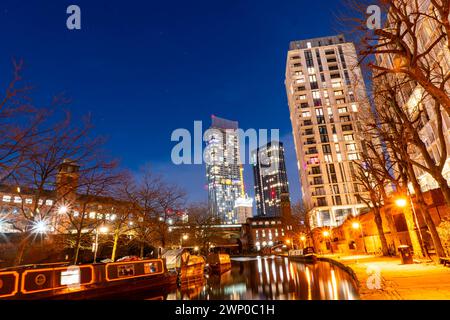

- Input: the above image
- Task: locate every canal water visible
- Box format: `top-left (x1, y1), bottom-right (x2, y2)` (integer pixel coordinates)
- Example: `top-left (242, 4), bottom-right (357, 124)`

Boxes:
top-left (126, 256), bottom-right (359, 300)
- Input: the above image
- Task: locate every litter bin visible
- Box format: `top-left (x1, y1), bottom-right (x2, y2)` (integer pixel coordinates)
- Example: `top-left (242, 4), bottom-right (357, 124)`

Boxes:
top-left (398, 245), bottom-right (413, 264)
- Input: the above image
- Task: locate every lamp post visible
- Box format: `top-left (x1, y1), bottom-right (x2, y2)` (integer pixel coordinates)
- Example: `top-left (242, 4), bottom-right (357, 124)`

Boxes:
top-left (180, 234), bottom-right (188, 248)
top-left (286, 239), bottom-right (293, 250)
top-left (395, 195), bottom-right (426, 258)
top-left (300, 235), bottom-right (306, 249)
top-left (323, 230), bottom-right (333, 254)
top-left (93, 226), bottom-right (108, 263)
top-left (352, 221), bottom-right (367, 254)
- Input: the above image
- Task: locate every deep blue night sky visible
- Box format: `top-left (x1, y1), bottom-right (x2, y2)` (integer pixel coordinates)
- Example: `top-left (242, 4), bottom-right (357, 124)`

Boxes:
top-left (0, 0), bottom-right (346, 207)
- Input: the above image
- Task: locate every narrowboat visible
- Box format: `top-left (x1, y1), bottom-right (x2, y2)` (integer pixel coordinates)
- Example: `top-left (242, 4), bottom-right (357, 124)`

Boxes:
top-left (207, 253), bottom-right (231, 273)
top-left (288, 247), bottom-right (317, 263)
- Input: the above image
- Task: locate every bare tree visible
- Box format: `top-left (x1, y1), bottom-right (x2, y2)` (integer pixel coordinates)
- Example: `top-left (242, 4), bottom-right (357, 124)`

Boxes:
top-left (151, 182), bottom-right (186, 248)
top-left (0, 61), bottom-right (46, 183)
top-left (108, 172), bottom-right (138, 261)
top-left (59, 164), bottom-right (123, 264)
top-left (353, 138), bottom-right (391, 256)
top-left (8, 112), bottom-right (117, 265)
top-left (186, 202), bottom-right (221, 254)
top-left (370, 76), bottom-right (447, 257)
top-left (344, 0), bottom-right (450, 115)
top-left (122, 168), bottom-right (185, 256)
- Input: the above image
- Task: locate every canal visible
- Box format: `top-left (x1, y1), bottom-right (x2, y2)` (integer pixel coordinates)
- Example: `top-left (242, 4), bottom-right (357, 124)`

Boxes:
top-left (124, 256), bottom-right (359, 300)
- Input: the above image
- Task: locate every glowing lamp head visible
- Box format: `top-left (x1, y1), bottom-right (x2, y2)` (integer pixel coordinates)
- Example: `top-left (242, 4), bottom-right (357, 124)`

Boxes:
top-left (286, 239), bottom-right (291, 244)
top-left (58, 205), bottom-right (68, 215)
top-left (352, 222), bottom-right (360, 230)
top-left (194, 246), bottom-right (199, 252)
top-left (300, 236), bottom-right (306, 241)
top-left (99, 226), bottom-right (108, 234)
top-left (182, 234), bottom-right (188, 240)
top-left (322, 231), bottom-right (330, 237)
top-left (395, 198), bottom-right (408, 208)
top-left (32, 220), bottom-right (48, 234)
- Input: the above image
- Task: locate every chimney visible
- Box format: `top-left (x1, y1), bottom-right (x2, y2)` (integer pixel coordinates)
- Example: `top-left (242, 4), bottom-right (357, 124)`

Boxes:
top-left (56, 159), bottom-right (80, 201)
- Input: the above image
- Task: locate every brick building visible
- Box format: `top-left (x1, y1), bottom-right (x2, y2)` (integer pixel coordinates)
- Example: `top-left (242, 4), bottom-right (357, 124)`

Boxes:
top-left (313, 188), bottom-right (450, 256)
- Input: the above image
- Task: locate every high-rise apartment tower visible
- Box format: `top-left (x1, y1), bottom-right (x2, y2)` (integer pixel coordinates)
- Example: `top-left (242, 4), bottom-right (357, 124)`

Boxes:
top-left (285, 35), bottom-right (368, 228)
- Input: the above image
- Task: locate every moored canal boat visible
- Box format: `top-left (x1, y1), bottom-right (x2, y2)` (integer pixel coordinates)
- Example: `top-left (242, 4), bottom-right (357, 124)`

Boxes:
top-left (162, 249), bottom-right (206, 286)
top-left (206, 253), bottom-right (231, 273)
top-left (288, 247), bottom-right (317, 263)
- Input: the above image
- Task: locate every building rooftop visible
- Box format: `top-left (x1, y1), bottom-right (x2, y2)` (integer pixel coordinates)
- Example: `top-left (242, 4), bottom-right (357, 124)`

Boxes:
top-left (211, 115), bottom-right (238, 130)
top-left (289, 34), bottom-right (346, 50)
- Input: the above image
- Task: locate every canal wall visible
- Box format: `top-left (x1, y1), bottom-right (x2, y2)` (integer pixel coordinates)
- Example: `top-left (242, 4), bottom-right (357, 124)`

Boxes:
top-left (316, 256), bottom-right (360, 289)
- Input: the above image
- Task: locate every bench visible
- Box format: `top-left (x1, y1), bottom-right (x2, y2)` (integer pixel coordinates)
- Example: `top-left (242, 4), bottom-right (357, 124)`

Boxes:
top-left (440, 257), bottom-right (450, 267)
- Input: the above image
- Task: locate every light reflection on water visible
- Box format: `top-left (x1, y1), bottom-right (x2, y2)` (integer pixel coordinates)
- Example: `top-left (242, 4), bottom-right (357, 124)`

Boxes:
top-left (140, 256), bottom-right (358, 300)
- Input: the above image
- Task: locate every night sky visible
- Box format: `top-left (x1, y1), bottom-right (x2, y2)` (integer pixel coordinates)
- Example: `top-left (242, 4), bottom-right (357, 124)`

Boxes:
top-left (0, 0), bottom-right (347, 207)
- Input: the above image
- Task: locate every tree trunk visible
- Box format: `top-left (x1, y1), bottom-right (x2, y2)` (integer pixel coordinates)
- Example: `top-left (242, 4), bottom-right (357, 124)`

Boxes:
top-left (383, 208), bottom-right (401, 253)
top-left (373, 207), bottom-right (390, 256)
top-left (73, 230), bottom-right (83, 264)
top-left (13, 234), bottom-right (29, 266)
top-left (111, 229), bottom-right (120, 262)
top-left (139, 243), bottom-right (144, 258)
top-left (409, 167), bottom-right (447, 258)
top-left (435, 174), bottom-right (450, 209)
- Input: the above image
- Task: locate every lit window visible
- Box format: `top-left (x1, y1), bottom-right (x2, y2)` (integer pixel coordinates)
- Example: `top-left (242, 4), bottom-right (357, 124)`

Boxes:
top-left (89, 212), bottom-right (96, 219)
top-left (2, 195), bottom-right (11, 202)
top-left (14, 196), bottom-right (22, 203)
top-left (344, 134), bottom-right (354, 141)
top-left (45, 200), bottom-right (53, 206)
top-left (25, 198), bottom-right (32, 204)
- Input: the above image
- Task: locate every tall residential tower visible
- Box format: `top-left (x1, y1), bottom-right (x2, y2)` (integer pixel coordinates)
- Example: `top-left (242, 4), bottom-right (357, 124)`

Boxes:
top-left (285, 35), bottom-right (368, 228)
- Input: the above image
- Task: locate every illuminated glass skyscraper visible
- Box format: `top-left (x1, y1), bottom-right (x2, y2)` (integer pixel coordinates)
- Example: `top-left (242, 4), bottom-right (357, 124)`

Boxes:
top-left (205, 115), bottom-right (245, 224)
top-left (252, 141), bottom-right (290, 217)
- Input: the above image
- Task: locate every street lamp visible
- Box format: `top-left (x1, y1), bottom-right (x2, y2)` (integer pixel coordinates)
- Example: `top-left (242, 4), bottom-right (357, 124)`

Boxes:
top-left (31, 219), bottom-right (49, 234)
top-left (395, 194), bottom-right (427, 257)
top-left (93, 226), bottom-right (109, 263)
top-left (180, 234), bottom-right (188, 248)
top-left (322, 230), bottom-right (333, 254)
top-left (395, 197), bottom-right (408, 208)
top-left (352, 221), bottom-right (367, 254)
top-left (300, 235), bottom-right (306, 248)
top-left (286, 239), bottom-right (293, 250)
top-left (58, 205), bottom-right (69, 215)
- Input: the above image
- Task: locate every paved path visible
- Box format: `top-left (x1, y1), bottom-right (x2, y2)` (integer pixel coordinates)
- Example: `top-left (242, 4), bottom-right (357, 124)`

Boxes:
top-left (324, 254), bottom-right (450, 300)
